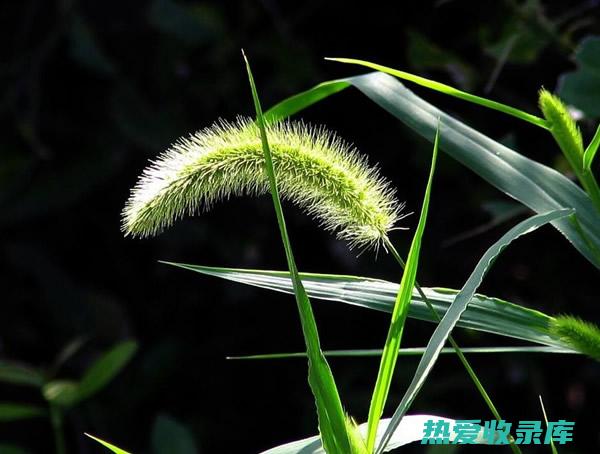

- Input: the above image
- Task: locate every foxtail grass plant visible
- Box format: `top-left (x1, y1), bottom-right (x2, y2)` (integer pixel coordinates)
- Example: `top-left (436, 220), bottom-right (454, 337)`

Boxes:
top-left (90, 55), bottom-right (600, 454)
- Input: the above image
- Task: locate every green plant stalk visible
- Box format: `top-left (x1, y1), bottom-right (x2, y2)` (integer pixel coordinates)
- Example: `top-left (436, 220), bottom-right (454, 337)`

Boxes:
top-left (538, 396), bottom-right (558, 454)
top-left (554, 137), bottom-right (600, 212)
top-left (243, 52), bottom-right (355, 453)
top-left (384, 240), bottom-right (521, 454)
top-left (568, 214), bottom-right (600, 264)
top-left (50, 404), bottom-right (66, 454)
top-left (325, 57), bottom-right (549, 129)
top-left (365, 129), bottom-right (438, 453)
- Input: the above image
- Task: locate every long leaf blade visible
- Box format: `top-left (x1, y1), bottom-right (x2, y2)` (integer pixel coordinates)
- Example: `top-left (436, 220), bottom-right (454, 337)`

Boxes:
top-left (243, 52), bottom-right (352, 453)
top-left (366, 126), bottom-right (438, 451)
top-left (377, 208), bottom-right (572, 453)
top-left (228, 346), bottom-right (575, 360)
top-left (162, 263), bottom-right (568, 351)
top-left (265, 80), bottom-right (350, 124)
top-left (325, 58), bottom-right (548, 129)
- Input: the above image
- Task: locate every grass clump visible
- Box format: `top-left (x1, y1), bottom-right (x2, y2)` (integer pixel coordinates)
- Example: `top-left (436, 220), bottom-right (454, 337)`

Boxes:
top-left (122, 118), bottom-right (402, 249)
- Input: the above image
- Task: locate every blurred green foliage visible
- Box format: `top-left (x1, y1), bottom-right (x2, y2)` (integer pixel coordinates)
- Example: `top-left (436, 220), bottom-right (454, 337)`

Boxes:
top-left (559, 36), bottom-right (600, 118)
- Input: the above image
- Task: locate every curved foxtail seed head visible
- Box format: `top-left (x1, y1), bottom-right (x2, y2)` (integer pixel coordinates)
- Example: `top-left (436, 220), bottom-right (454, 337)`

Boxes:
top-left (550, 315), bottom-right (600, 362)
top-left (538, 89), bottom-right (584, 158)
top-left (122, 118), bottom-right (403, 249)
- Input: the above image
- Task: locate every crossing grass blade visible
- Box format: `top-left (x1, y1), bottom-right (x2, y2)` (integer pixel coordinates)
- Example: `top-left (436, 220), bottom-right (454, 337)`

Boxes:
top-left (85, 434), bottom-right (131, 454)
top-left (161, 263), bottom-right (573, 352)
top-left (228, 346), bottom-right (576, 360)
top-left (376, 208), bottom-right (572, 453)
top-left (264, 80), bottom-right (350, 124)
top-left (364, 126), bottom-right (438, 452)
top-left (324, 58), bottom-right (549, 129)
top-left (243, 52), bottom-right (354, 454)
top-left (263, 72), bottom-right (600, 269)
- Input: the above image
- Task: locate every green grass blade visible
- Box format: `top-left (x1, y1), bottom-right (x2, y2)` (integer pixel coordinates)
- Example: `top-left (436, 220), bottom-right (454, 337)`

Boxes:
top-left (243, 52), bottom-right (353, 454)
top-left (538, 396), bottom-right (558, 454)
top-left (265, 80), bottom-right (350, 124)
top-left (263, 72), bottom-right (600, 269)
top-left (228, 346), bottom-right (576, 360)
top-left (365, 127), bottom-right (438, 452)
top-left (325, 58), bottom-right (549, 129)
top-left (264, 79), bottom-right (350, 123)
top-left (162, 262), bottom-right (571, 351)
top-left (376, 208), bottom-right (572, 453)
top-left (584, 123), bottom-right (600, 171)
top-left (85, 434), bottom-right (131, 454)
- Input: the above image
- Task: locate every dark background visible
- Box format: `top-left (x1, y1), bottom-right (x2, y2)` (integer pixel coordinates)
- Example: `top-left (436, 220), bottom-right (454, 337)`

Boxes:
top-left (1, 0), bottom-right (599, 453)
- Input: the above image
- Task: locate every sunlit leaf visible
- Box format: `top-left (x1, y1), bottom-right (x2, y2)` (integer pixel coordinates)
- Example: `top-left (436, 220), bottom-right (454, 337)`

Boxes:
top-left (86, 434), bottom-right (131, 454)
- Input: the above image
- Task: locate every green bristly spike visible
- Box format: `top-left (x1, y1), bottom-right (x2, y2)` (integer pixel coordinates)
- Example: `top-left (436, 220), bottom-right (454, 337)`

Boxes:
top-left (122, 118), bottom-right (401, 251)
top-left (538, 90), bottom-right (585, 167)
top-left (550, 316), bottom-right (600, 362)
top-left (538, 90), bottom-right (600, 213)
